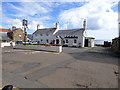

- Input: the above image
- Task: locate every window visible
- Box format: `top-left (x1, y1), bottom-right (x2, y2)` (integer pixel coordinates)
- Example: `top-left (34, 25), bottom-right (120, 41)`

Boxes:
top-left (41, 39), bottom-right (43, 42)
top-left (74, 39), bottom-right (77, 43)
top-left (66, 39), bottom-right (68, 43)
top-left (46, 39), bottom-right (49, 43)
top-left (40, 34), bottom-right (42, 36)
top-left (46, 34), bottom-right (49, 36)
top-left (19, 34), bottom-right (21, 38)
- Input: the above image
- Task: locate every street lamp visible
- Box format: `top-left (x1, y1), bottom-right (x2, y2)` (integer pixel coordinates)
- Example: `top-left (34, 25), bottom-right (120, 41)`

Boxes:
top-left (22, 19), bottom-right (28, 43)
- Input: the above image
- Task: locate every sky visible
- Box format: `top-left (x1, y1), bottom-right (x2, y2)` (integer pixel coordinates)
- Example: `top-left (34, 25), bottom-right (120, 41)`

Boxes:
top-left (0, 0), bottom-right (119, 40)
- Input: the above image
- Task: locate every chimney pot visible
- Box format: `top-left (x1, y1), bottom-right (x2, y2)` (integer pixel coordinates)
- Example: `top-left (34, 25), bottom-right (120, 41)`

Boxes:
top-left (37, 24), bottom-right (40, 30)
top-left (56, 22), bottom-right (59, 29)
top-left (12, 26), bottom-right (16, 30)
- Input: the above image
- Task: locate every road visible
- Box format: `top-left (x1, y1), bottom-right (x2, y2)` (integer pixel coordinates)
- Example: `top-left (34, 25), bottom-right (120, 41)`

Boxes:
top-left (2, 46), bottom-right (119, 88)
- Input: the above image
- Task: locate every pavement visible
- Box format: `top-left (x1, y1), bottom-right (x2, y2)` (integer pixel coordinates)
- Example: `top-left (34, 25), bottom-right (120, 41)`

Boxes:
top-left (1, 46), bottom-right (119, 88)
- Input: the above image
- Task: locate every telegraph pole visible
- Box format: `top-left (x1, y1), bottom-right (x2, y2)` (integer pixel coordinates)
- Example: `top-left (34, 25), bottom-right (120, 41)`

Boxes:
top-left (22, 19), bottom-right (28, 43)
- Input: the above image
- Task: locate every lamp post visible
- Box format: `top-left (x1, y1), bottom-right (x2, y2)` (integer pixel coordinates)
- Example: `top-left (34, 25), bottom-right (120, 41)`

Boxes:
top-left (22, 19), bottom-right (28, 43)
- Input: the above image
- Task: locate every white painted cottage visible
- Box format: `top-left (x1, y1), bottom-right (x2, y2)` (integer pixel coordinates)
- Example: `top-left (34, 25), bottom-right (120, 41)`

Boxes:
top-left (33, 19), bottom-right (95, 47)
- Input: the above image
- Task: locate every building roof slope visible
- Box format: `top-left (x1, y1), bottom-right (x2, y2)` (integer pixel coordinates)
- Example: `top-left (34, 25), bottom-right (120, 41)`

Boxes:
top-left (33, 28), bottom-right (56, 35)
top-left (33, 28), bottom-right (84, 35)
top-left (55, 28), bottom-right (84, 35)
top-left (0, 28), bottom-right (10, 32)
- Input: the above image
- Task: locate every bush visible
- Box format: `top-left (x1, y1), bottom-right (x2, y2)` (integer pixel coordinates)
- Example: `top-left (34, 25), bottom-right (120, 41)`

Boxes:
top-left (22, 43), bottom-right (61, 46)
top-left (38, 41), bottom-right (40, 43)
top-left (56, 44), bottom-right (61, 46)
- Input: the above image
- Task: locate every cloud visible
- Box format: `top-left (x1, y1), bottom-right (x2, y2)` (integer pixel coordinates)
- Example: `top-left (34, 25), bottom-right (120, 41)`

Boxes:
top-left (7, 2), bottom-right (52, 17)
top-left (58, 0), bottom-right (119, 40)
top-left (28, 20), bottom-right (45, 32)
top-left (0, 25), bottom-right (2, 28)
top-left (2, 0), bottom-right (89, 2)
top-left (2, 2), bottom-right (52, 33)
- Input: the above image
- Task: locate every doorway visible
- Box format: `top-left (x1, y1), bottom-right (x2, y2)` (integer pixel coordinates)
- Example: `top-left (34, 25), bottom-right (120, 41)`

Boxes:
top-left (56, 39), bottom-right (59, 44)
top-left (85, 39), bottom-right (88, 47)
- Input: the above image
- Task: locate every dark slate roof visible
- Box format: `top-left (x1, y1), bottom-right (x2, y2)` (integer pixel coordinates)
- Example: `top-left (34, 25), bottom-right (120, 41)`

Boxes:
top-left (55, 28), bottom-right (84, 35)
top-left (8, 28), bottom-right (23, 33)
top-left (85, 37), bottom-right (95, 39)
top-left (27, 34), bottom-right (33, 40)
top-left (33, 28), bottom-right (56, 35)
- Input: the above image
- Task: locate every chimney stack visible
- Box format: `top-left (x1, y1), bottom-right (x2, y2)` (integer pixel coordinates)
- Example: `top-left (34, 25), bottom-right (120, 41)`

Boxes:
top-left (56, 22), bottom-right (59, 30)
top-left (53, 22), bottom-right (59, 35)
top-left (83, 19), bottom-right (86, 30)
top-left (37, 24), bottom-right (40, 30)
top-left (12, 26), bottom-right (16, 30)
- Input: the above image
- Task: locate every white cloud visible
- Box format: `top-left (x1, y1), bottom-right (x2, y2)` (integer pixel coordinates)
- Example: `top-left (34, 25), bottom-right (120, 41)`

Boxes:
top-left (2, 0), bottom-right (89, 2)
top-left (27, 20), bottom-right (45, 33)
top-left (8, 2), bottom-right (52, 17)
top-left (0, 25), bottom-right (2, 28)
top-left (59, 0), bottom-right (119, 40)
top-left (2, 2), bottom-right (51, 32)
top-left (1, 13), bottom-right (22, 29)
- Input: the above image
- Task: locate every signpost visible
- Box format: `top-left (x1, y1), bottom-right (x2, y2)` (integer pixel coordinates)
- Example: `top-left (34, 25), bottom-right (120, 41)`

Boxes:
top-left (22, 19), bottom-right (28, 43)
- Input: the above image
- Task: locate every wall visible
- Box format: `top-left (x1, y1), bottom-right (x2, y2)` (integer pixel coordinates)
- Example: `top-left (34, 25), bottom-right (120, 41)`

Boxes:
top-left (33, 30), bottom-right (85, 47)
top-left (14, 44), bottom-right (62, 53)
top-left (112, 38), bottom-right (119, 51)
top-left (0, 42), bottom-right (15, 48)
top-left (13, 29), bottom-right (24, 42)
top-left (33, 33), bottom-right (54, 44)
top-left (88, 39), bottom-right (94, 47)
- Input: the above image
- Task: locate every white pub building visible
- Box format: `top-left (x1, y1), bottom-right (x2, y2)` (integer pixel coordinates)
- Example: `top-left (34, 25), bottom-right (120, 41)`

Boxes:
top-left (33, 19), bottom-right (95, 47)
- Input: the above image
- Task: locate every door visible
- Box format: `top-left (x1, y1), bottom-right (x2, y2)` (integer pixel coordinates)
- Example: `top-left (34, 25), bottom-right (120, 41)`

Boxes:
top-left (85, 39), bottom-right (88, 47)
top-left (56, 39), bottom-right (59, 44)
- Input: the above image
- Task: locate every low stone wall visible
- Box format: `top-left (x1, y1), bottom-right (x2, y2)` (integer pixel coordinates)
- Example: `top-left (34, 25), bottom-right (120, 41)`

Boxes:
top-left (14, 44), bottom-right (62, 53)
top-left (0, 42), bottom-right (15, 48)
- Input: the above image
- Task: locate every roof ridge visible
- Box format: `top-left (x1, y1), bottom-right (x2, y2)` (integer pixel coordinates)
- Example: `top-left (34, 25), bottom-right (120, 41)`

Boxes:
top-left (59, 28), bottom-right (84, 31)
top-left (37, 27), bottom-right (56, 30)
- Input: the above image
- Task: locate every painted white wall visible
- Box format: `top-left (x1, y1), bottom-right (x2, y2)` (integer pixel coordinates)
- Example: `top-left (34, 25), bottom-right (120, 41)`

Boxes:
top-left (88, 39), bottom-right (94, 47)
top-left (0, 42), bottom-right (15, 48)
top-left (33, 29), bottom-right (86, 47)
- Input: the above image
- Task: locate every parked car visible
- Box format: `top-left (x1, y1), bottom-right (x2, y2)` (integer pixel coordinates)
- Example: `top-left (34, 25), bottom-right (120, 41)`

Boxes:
top-left (16, 40), bottom-right (22, 44)
top-left (32, 41), bottom-right (38, 44)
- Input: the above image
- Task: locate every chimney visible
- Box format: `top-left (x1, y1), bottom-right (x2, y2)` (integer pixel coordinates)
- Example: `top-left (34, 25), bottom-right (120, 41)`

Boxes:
top-left (37, 24), bottom-right (40, 30)
top-left (56, 22), bottom-right (59, 30)
top-left (12, 26), bottom-right (16, 30)
top-left (53, 22), bottom-right (59, 35)
top-left (83, 19), bottom-right (86, 30)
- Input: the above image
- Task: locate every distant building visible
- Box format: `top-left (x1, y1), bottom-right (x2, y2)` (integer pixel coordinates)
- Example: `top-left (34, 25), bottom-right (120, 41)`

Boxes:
top-left (0, 28), bottom-right (11, 42)
top-left (104, 41), bottom-right (111, 47)
top-left (85, 37), bottom-right (95, 47)
top-left (27, 34), bottom-right (33, 41)
top-left (33, 20), bottom-right (95, 47)
top-left (7, 26), bottom-right (27, 42)
top-left (112, 37), bottom-right (119, 51)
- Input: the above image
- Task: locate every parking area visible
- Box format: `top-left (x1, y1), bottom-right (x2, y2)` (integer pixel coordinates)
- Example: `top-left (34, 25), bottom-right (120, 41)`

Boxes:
top-left (2, 46), bottom-right (119, 88)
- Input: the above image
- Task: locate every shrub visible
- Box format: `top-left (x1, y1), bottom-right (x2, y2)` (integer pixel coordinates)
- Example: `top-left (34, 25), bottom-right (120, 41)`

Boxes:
top-left (22, 43), bottom-right (61, 46)
top-left (56, 44), bottom-right (61, 46)
top-left (33, 43), bottom-right (38, 45)
top-left (38, 41), bottom-right (40, 43)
